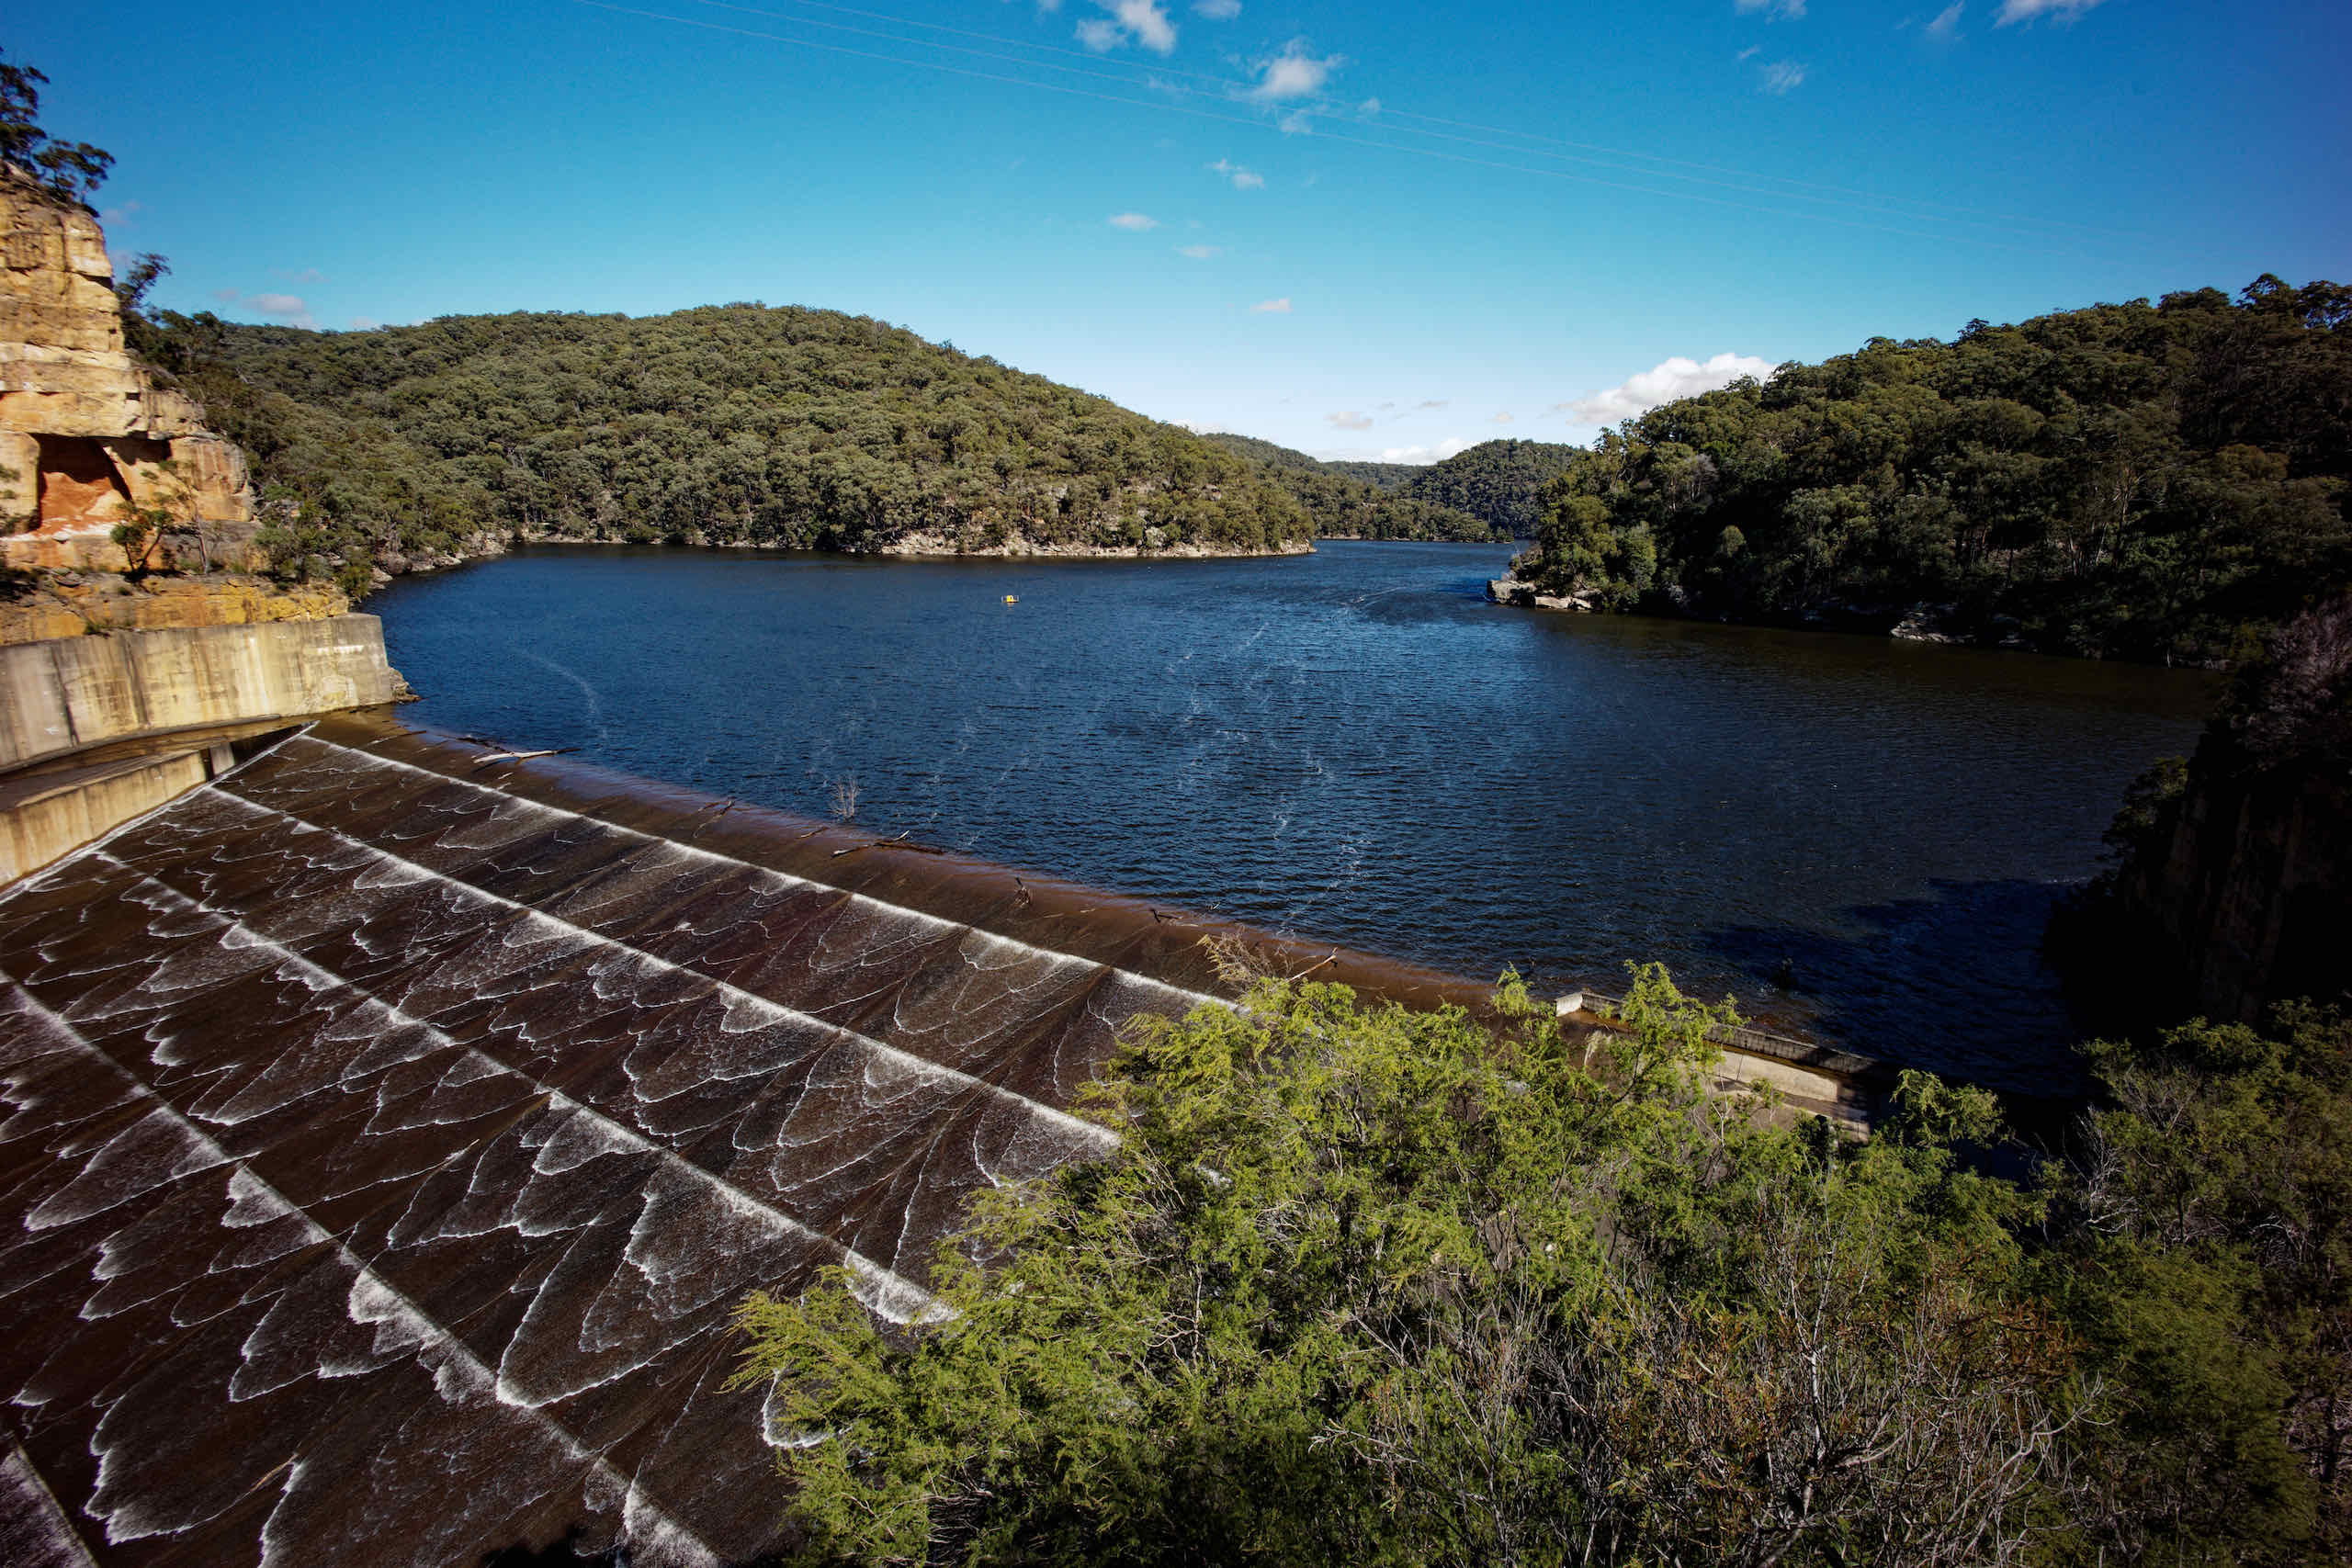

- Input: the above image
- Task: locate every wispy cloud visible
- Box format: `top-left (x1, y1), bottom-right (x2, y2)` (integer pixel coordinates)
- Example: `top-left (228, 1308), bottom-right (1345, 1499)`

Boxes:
top-left (1736, 0), bottom-right (1806, 17)
top-left (1209, 158), bottom-right (1265, 189)
top-left (1926, 1), bottom-right (1965, 37)
top-left (1560, 353), bottom-right (1778, 427)
top-left (1192, 0), bottom-right (1239, 16)
top-left (1490, 412), bottom-right (1514, 424)
top-left (1417, 399), bottom-right (1448, 410)
top-left (1277, 110), bottom-right (1313, 134)
top-left (1175, 243), bottom-right (1222, 259)
top-left (99, 198), bottom-right (142, 225)
top-left (1996, 0), bottom-right (2104, 22)
top-left (211, 288), bottom-right (318, 328)
top-left (346, 317), bottom-right (382, 331)
top-left (1250, 39), bottom-right (1342, 100)
top-left (1327, 411), bottom-right (1374, 430)
top-left (1759, 59), bottom-right (1807, 94)
top-left (1078, 0), bottom-right (1176, 53)
top-left (1108, 212), bottom-right (1159, 231)
top-left (1251, 297), bottom-right (1293, 314)
top-left (1358, 96), bottom-right (1381, 116)
top-left (271, 265), bottom-right (326, 284)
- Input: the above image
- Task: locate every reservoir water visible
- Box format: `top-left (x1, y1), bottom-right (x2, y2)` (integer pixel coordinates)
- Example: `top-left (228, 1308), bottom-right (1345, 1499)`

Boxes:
top-left (373, 541), bottom-right (2215, 1095)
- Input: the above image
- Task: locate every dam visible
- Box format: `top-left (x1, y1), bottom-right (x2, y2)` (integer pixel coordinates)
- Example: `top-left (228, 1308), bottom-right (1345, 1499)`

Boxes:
top-left (0, 708), bottom-right (1887, 1568)
top-left (0, 708), bottom-right (1875, 1567)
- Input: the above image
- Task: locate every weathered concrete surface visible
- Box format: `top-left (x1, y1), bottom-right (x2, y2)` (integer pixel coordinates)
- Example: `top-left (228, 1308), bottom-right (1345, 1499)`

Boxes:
top-left (0, 748), bottom-right (209, 884)
top-left (0, 615), bottom-right (405, 770)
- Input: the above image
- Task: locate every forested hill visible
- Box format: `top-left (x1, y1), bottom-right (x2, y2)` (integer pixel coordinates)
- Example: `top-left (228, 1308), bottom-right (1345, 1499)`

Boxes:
top-left (1399, 439), bottom-right (1581, 535)
top-left (1517, 276), bottom-right (2351, 664)
top-left (132, 303), bottom-right (1314, 583)
top-left (1196, 433), bottom-right (1503, 541)
top-left (1203, 435), bottom-right (1581, 536)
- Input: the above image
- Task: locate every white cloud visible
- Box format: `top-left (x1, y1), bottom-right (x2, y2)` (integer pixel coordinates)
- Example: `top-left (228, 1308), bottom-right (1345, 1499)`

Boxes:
top-left (100, 199), bottom-right (142, 225)
top-left (1108, 211), bottom-right (1159, 230)
top-left (1278, 110), bottom-right (1313, 135)
top-left (1735, 0), bottom-right (1806, 16)
top-left (1250, 297), bottom-right (1292, 313)
top-left (272, 265), bottom-right (326, 284)
top-left (1327, 411), bottom-right (1374, 431)
top-left (1250, 39), bottom-right (1342, 100)
top-left (1996, 0), bottom-right (2104, 22)
top-left (1379, 437), bottom-right (1471, 464)
top-left (212, 288), bottom-right (319, 327)
top-left (1759, 60), bottom-right (1807, 94)
top-left (1209, 158), bottom-right (1265, 189)
top-left (1193, 0), bottom-right (1239, 16)
top-left (1560, 352), bottom-right (1778, 427)
top-left (1078, 0), bottom-right (1176, 53)
top-left (1176, 243), bottom-right (1222, 258)
top-left (1490, 412), bottom-right (1514, 424)
top-left (1358, 96), bottom-right (1381, 115)
top-left (1736, 43), bottom-right (1761, 59)
top-left (1926, 2), bottom-right (1964, 37)
top-left (346, 317), bottom-right (382, 331)
top-left (1417, 399), bottom-right (1448, 410)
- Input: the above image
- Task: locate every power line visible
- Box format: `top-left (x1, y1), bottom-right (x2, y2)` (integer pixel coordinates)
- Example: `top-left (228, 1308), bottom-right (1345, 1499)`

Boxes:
top-left (658, 0), bottom-right (2140, 242)
top-left (565, 0), bottom-right (2078, 254)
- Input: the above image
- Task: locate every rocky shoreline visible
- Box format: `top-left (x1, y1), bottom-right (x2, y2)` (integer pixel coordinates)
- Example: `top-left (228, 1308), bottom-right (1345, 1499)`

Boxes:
top-left (1483, 576), bottom-right (2215, 661)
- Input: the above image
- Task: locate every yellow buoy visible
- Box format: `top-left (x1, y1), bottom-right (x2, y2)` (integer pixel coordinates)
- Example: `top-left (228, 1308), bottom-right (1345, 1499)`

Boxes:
top-left (1003, 594), bottom-right (1018, 604)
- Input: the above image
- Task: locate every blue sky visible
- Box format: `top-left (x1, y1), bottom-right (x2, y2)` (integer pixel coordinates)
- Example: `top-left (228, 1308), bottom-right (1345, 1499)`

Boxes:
top-left (18, 0), bottom-right (2349, 458)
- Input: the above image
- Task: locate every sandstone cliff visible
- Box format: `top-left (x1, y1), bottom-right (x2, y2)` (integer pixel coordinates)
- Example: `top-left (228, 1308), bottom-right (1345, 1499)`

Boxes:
top-left (0, 168), bottom-right (356, 644)
top-left (2088, 597), bottom-right (2352, 1023)
top-left (0, 168), bottom-right (254, 571)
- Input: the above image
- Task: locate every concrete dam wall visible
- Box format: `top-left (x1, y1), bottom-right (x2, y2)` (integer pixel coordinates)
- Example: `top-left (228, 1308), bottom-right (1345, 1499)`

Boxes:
top-left (0, 615), bottom-right (404, 771)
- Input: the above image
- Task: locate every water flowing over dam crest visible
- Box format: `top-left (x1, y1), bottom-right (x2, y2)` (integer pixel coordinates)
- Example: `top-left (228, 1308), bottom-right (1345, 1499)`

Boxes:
top-left (0, 714), bottom-right (1518, 1567)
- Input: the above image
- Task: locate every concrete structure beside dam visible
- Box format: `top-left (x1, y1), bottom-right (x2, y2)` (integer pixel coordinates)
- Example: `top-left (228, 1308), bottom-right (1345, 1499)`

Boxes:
top-left (0, 710), bottom-right (1881, 1566)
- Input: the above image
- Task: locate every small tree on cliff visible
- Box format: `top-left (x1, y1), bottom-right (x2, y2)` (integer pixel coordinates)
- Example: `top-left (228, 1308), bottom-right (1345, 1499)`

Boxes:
top-left (0, 51), bottom-right (112, 206)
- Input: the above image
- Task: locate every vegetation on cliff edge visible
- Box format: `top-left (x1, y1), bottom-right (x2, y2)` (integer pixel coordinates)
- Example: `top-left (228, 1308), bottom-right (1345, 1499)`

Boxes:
top-left (1520, 280), bottom-right (2350, 663)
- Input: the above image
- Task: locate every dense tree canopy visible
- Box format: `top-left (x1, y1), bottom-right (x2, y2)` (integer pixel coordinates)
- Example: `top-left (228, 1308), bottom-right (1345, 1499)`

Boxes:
top-left (1396, 438), bottom-right (1581, 536)
top-left (1198, 432), bottom-right (1504, 540)
top-left (734, 963), bottom-right (2352, 1566)
top-left (1519, 279), bottom-right (2351, 663)
top-left (130, 304), bottom-right (1315, 583)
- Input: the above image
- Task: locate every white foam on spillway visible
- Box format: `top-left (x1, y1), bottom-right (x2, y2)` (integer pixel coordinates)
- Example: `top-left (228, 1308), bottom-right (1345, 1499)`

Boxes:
top-left (85, 854), bottom-right (947, 1326)
top-left (0, 728), bottom-right (1250, 1564)
top-left (1, 1440), bottom-right (100, 1568)
top-left (298, 735), bottom-right (1221, 1016)
top-left (0, 982), bottom-right (727, 1568)
top-left (190, 791), bottom-right (1123, 1156)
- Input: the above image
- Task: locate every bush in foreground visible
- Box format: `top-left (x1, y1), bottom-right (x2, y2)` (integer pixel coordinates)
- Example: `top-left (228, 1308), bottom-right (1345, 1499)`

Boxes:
top-left (736, 968), bottom-right (2093, 1567)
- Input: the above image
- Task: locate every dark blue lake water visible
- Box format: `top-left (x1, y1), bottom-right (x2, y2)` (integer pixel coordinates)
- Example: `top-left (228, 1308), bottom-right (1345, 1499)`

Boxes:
top-left (371, 541), bottom-right (2215, 1093)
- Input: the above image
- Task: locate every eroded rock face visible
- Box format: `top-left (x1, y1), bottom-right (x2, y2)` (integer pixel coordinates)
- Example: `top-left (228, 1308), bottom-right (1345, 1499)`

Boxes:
top-left (1, 171), bottom-right (253, 572)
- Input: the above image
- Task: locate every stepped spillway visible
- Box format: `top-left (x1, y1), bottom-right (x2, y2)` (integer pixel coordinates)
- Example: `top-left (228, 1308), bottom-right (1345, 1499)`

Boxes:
top-left (0, 723), bottom-right (1279, 1567)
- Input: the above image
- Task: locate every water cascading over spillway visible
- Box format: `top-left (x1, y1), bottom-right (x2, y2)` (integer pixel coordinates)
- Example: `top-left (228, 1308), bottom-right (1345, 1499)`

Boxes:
top-left (0, 721), bottom-right (1256, 1567)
